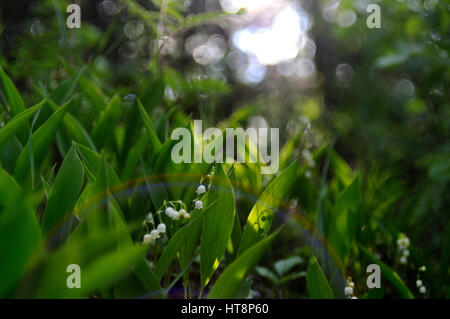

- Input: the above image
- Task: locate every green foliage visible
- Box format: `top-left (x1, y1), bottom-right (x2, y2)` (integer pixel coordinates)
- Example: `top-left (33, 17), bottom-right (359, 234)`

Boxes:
top-left (0, 0), bottom-right (447, 300)
top-left (306, 256), bottom-right (334, 299)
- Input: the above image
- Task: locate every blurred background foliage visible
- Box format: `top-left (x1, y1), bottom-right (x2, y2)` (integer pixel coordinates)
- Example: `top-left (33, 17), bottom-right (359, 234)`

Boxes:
top-left (0, 0), bottom-right (448, 298)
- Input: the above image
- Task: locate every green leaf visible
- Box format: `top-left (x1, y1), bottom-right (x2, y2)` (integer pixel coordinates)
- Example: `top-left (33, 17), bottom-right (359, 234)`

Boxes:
top-left (154, 200), bottom-right (218, 282)
top-left (208, 230), bottom-right (279, 299)
top-left (92, 94), bottom-right (122, 149)
top-left (274, 256), bottom-right (303, 277)
top-left (122, 133), bottom-right (150, 180)
top-left (137, 99), bottom-right (162, 151)
top-left (201, 165), bottom-right (235, 288)
top-left (0, 100), bottom-right (45, 150)
top-left (279, 271), bottom-right (306, 285)
top-left (14, 100), bottom-right (71, 184)
top-left (48, 68), bottom-right (85, 106)
top-left (81, 245), bottom-right (146, 296)
top-left (0, 197), bottom-right (42, 297)
top-left (46, 99), bottom-right (97, 151)
top-left (41, 145), bottom-right (84, 237)
top-left (255, 266), bottom-right (279, 284)
top-left (29, 227), bottom-right (144, 298)
top-left (306, 256), bottom-right (334, 299)
top-left (359, 245), bottom-right (414, 299)
top-left (238, 161), bottom-right (298, 255)
top-left (330, 150), bottom-right (354, 187)
top-left (0, 167), bottom-right (21, 208)
top-left (141, 160), bottom-right (169, 212)
top-left (0, 66), bottom-right (26, 117)
top-left (328, 175), bottom-right (361, 263)
top-left (76, 143), bottom-right (121, 187)
top-left (63, 62), bottom-right (107, 112)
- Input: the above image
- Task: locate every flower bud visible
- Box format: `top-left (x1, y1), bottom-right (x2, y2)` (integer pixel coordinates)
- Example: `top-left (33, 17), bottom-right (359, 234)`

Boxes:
top-left (195, 200), bottom-right (203, 209)
top-left (172, 211), bottom-right (180, 220)
top-left (165, 207), bottom-right (176, 218)
top-left (150, 229), bottom-right (160, 240)
top-left (157, 223), bottom-right (166, 234)
top-left (196, 185), bottom-right (206, 195)
top-left (399, 255), bottom-right (408, 264)
top-left (344, 287), bottom-right (353, 296)
top-left (143, 234), bottom-right (152, 245)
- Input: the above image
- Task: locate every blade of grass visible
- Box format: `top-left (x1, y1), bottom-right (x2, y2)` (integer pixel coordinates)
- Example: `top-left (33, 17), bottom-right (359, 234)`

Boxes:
top-left (200, 164), bottom-right (235, 288)
top-left (306, 256), bottom-right (335, 299)
top-left (208, 229), bottom-right (279, 299)
top-left (41, 145), bottom-right (84, 238)
top-left (154, 200), bottom-right (218, 282)
top-left (0, 100), bottom-right (45, 150)
top-left (359, 244), bottom-right (414, 299)
top-left (14, 99), bottom-right (72, 184)
top-left (238, 161), bottom-right (298, 256)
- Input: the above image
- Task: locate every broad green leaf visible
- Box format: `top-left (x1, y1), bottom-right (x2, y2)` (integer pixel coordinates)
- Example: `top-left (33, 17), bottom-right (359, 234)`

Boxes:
top-left (238, 161), bottom-right (298, 255)
top-left (29, 228), bottom-right (145, 298)
top-left (359, 245), bottom-right (414, 299)
top-left (279, 271), bottom-right (306, 285)
top-left (122, 133), bottom-right (150, 180)
top-left (201, 164), bottom-right (235, 288)
top-left (137, 99), bottom-right (162, 151)
top-left (329, 175), bottom-right (361, 264)
top-left (65, 63), bottom-right (107, 111)
top-left (141, 160), bottom-right (169, 212)
top-left (0, 100), bottom-right (45, 150)
top-left (81, 245), bottom-right (146, 297)
top-left (155, 113), bottom-right (168, 142)
top-left (41, 145), bottom-right (84, 237)
top-left (255, 266), bottom-right (279, 284)
top-left (0, 197), bottom-right (42, 297)
top-left (46, 99), bottom-right (97, 151)
top-left (48, 68), bottom-right (85, 106)
top-left (154, 200), bottom-right (218, 282)
top-left (76, 143), bottom-right (121, 186)
top-left (0, 67), bottom-right (26, 133)
top-left (0, 167), bottom-right (21, 208)
top-left (274, 256), bottom-right (303, 277)
top-left (306, 256), bottom-right (334, 299)
top-left (208, 230), bottom-right (279, 299)
top-left (92, 94), bottom-right (122, 149)
top-left (330, 150), bottom-right (354, 187)
top-left (0, 136), bottom-right (22, 174)
top-left (14, 100), bottom-right (71, 184)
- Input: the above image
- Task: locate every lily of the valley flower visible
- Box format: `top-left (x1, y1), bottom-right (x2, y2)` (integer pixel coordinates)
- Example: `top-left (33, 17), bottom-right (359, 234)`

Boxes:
top-left (344, 286), bottom-right (353, 296)
top-left (196, 185), bottom-right (206, 195)
top-left (150, 229), bottom-right (160, 240)
top-left (195, 200), bottom-right (203, 209)
top-left (143, 234), bottom-right (152, 245)
top-left (165, 207), bottom-right (176, 218)
top-left (157, 223), bottom-right (166, 234)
